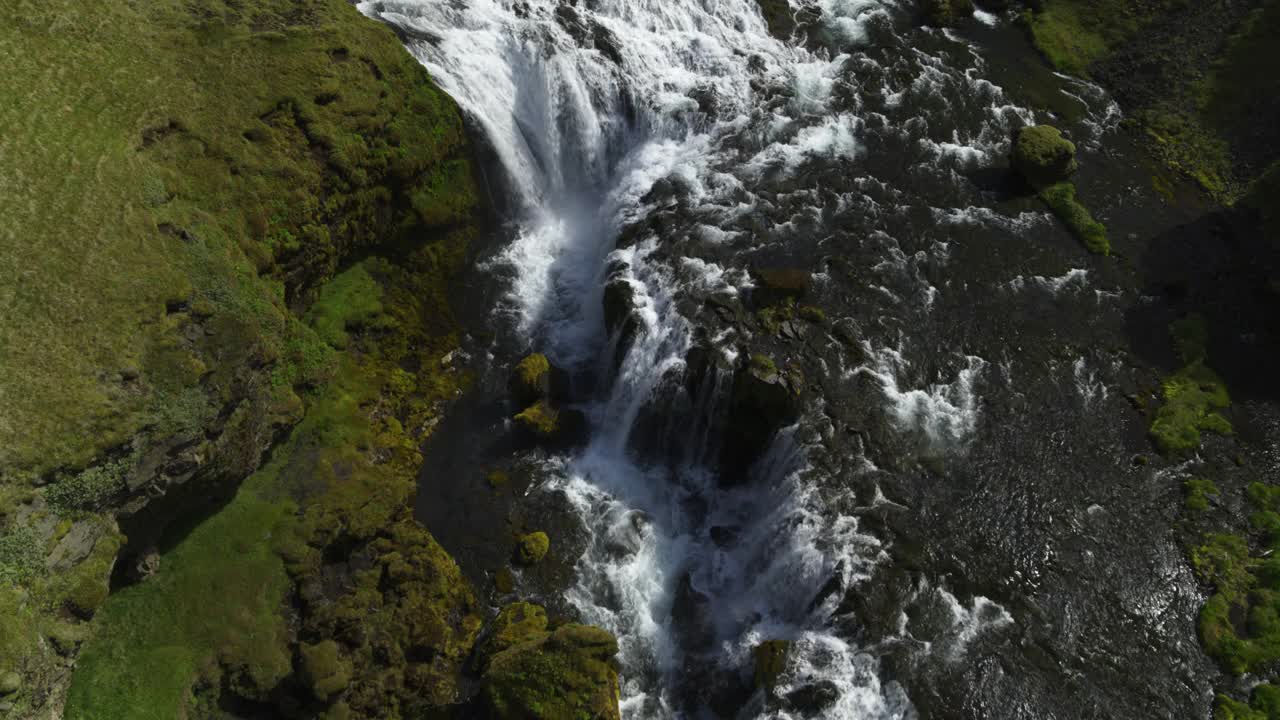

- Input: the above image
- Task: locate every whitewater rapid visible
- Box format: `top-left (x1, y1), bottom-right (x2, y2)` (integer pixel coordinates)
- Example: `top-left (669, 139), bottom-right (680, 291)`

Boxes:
top-left (358, 0), bottom-right (1065, 715)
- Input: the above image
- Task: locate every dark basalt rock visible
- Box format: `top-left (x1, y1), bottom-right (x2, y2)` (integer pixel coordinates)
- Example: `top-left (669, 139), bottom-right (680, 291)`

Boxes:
top-left (752, 639), bottom-right (790, 690)
top-left (603, 277), bottom-right (639, 340)
top-left (750, 267), bottom-right (812, 306)
top-left (719, 353), bottom-right (801, 482)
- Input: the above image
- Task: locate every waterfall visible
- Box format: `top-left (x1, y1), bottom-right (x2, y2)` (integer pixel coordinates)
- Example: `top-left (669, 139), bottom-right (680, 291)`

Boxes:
top-left (357, 0), bottom-right (1044, 715)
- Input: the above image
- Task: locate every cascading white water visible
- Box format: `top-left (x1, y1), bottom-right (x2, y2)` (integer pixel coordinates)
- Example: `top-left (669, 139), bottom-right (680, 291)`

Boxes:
top-left (358, 0), bottom-right (1038, 715)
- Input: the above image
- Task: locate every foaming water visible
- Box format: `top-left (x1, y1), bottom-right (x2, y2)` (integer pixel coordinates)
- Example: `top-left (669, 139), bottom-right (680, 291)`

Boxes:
top-left (361, 0), bottom-right (1040, 714)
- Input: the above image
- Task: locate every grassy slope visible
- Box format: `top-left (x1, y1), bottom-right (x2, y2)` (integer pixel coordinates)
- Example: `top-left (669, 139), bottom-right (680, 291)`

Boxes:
top-left (65, 246), bottom-right (481, 717)
top-left (0, 0), bottom-right (479, 715)
top-left (0, 0), bottom-right (474, 478)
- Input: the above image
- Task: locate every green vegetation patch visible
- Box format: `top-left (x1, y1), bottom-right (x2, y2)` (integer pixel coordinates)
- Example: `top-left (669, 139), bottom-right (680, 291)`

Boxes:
top-left (304, 263), bottom-right (386, 349)
top-left (1150, 315), bottom-right (1232, 454)
top-left (1186, 477), bottom-right (1222, 513)
top-left (478, 607), bottom-right (621, 720)
top-left (68, 246), bottom-right (483, 718)
top-left (1024, 0), bottom-right (1187, 77)
top-left (65, 487), bottom-right (295, 718)
top-left (0, 0), bottom-right (475, 478)
top-left (1218, 683), bottom-right (1280, 719)
top-left (515, 531), bottom-right (550, 566)
top-left (1038, 183), bottom-right (1110, 255)
top-left (1193, 483), bottom-right (1280, 676)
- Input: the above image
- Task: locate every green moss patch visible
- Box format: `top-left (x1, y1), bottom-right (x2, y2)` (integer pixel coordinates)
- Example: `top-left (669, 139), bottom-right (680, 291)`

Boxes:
top-left (752, 640), bottom-right (790, 689)
top-left (1038, 183), bottom-right (1109, 255)
top-left (515, 531), bottom-right (551, 566)
top-left (1013, 125), bottom-right (1078, 188)
top-left (1218, 683), bottom-right (1280, 719)
top-left (1189, 483), bottom-right (1280, 677)
top-left (478, 605), bottom-right (621, 720)
top-left (1150, 315), bottom-right (1232, 454)
top-left (305, 264), bottom-right (386, 349)
top-left (1186, 478), bottom-right (1221, 513)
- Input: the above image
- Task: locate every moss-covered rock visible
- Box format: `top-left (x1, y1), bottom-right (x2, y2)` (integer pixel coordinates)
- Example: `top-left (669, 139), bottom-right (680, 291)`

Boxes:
top-left (515, 531), bottom-right (551, 565)
top-left (300, 641), bottom-right (353, 701)
top-left (753, 639), bottom-right (790, 689)
top-left (1038, 182), bottom-right (1109, 254)
top-left (1186, 478), bottom-right (1221, 513)
top-left (1151, 315), bottom-right (1231, 454)
top-left (477, 606), bottom-right (621, 720)
top-left (1217, 683), bottom-right (1280, 719)
top-left (1013, 125), bottom-right (1079, 188)
top-left (513, 401), bottom-right (588, 445)
top-left (0, 671), bottom-right (20, 696)
top-left (511, 353), bottom-right (554, 406)
top-left (923, 0), bottom-right (974, 26)
top-left (480, 602), bottom-right (550, 662)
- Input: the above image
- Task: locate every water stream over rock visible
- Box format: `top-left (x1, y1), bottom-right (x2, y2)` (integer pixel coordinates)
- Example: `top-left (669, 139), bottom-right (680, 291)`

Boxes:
top-left (363, 0), bottom-right (1220, 716)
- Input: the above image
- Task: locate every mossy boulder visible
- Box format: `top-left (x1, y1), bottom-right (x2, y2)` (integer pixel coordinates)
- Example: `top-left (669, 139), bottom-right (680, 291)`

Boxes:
top-left (1012, 125), bottom-right (1079, 188)
top-left (477, 606), bottom-right (621, 720)
top-left (511, 354), bottom-right (554, 406)
top-left (719, 354), bottom-right (801, 482)
top-left (515, 531), bottom-right (550, 565)
top-left (0, 671), bottom-right (19, 696)
top-left (923, 0), bottom-right (974, 25)
top-left (1038, 182), bottom-right (1109, 254)
top-left (753, 640), bottom-right (790, 689)
top-left (513, 401), bottom-right (588, 445)
top-left (299, 641), bottom-right (352, 701)
top-left (480, 602), bottom-right (549, 662)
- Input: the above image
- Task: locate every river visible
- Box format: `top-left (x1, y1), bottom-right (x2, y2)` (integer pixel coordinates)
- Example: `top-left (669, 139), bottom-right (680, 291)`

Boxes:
top-left (359, 0), bottom-right (1219, 716)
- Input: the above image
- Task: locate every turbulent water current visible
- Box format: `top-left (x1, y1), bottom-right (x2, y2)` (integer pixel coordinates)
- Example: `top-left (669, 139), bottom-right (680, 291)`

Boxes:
top-left (361, 0), bottom-right (1215, 717)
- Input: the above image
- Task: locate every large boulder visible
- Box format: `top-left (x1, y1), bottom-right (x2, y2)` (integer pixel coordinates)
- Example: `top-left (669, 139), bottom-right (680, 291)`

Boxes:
top-left (476, 604), bottom-right (621, 720)
top-left (513, 400), bottom-right (588, 446)
top-left (753, 640), bottom-right (791, 689)
top-left (298, 640), bottom-right (352, 702)
top-left (719, 354), bottom-right (801, 482)
top-left (510, 353), bottom-right (556, 406)
top-left (603, 278), bottom-right (639, 340)
top-left (750, 268), bottom-right (811, 307)
top-left (1011, 125), bottom-right (1078, 188)
top-left (514, 531), bottom-right (550, 565)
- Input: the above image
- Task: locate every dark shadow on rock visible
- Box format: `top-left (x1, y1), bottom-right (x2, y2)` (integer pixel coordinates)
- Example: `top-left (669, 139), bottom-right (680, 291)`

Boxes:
top-left (1123, 203), bottom-right (1280, 402)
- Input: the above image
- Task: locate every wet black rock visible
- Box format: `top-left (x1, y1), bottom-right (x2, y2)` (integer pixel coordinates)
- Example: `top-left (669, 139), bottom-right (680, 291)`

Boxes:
top-left (752, 639), bottom-right (790, 689)
top-left (750, 267), bottom-right (811, 306)
top-left (720, 353), bottom-right (801, 482)
top-left (603, 277), bottom-right (639, 340)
